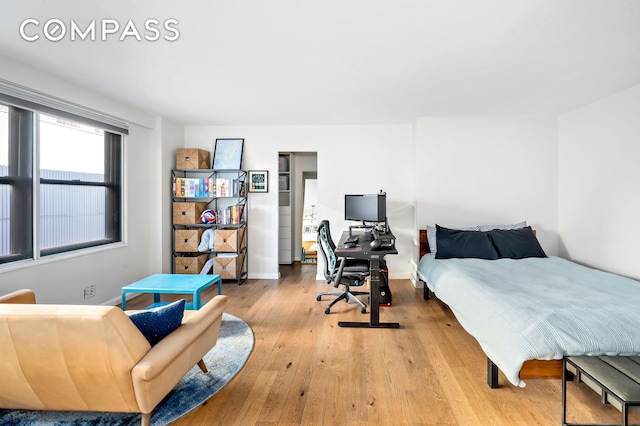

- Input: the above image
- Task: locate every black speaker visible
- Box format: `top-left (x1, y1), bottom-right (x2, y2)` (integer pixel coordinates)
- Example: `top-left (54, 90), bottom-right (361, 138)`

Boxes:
top-left (378, 267), bottom-right (392, 306)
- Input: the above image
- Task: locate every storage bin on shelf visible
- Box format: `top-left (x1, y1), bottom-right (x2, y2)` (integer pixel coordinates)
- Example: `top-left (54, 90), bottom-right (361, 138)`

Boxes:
top-left (173, 202), bottom-right (208, 224)
top-left (214, 227), bottom-right (246, 252)
top-left (213, 252), bottom-right (246, 279)
top-left (175, 255), bottom-right (208, 274)
top-left (176, 148), bottom-right (210, 169)
top-left (174, 229), bottom-right (204, 252)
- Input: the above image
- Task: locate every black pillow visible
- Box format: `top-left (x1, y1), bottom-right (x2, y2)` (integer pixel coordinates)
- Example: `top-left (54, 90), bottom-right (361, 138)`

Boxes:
top-left (435, 225), bottom-right (499, 260)
top-left (487, 226), bottom-right (547, 259)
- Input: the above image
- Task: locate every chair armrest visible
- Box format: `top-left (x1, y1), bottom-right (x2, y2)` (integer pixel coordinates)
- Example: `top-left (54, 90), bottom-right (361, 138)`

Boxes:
top-left (0, 289), bottom-right (36, 304)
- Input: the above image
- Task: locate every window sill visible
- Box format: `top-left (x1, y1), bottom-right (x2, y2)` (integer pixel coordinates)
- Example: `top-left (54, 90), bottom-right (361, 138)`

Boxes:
top-left (0, 241), bottom-right (127, 274)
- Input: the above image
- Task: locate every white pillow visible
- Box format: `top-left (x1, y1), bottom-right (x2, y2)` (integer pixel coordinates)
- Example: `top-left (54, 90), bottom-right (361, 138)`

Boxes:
top-left (477, 221), bottom-right (527, 232)
top-left (426, 225), bottom-right (437, 254)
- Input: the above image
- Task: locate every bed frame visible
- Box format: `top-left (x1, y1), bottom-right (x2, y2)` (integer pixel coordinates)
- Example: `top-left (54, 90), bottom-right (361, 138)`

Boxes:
top-left (418, 229), bottom-right (563, 388)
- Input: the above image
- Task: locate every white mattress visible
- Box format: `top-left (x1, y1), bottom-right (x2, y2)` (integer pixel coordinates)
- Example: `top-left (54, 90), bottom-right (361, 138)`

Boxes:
top-left (417, 254), bottom-right (640, 387)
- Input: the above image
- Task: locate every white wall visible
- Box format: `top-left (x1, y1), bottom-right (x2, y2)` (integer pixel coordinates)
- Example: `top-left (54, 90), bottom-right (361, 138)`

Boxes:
top-left (150, 117), bottom-right (185, 273)
top-left (414, 117), bottom-right (559, 277)
top-left (184, 125), bottom-right (415, 280)
top-left (0, 54), bottom-right (155, 130)
top-left (558, 84), bottom-right (640, 279)
top-left (0, 58), bottom-right (158, 304)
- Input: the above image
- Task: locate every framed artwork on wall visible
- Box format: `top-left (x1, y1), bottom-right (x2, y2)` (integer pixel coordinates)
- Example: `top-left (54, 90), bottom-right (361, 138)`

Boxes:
top-left (248, 170), bottom-right (268, 193)
top-left (212, 138), bottom-right (244, 170)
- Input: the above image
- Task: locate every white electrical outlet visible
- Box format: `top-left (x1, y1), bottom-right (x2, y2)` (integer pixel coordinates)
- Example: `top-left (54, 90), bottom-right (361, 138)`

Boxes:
top-left (84, 285), bottom-right (96, 299)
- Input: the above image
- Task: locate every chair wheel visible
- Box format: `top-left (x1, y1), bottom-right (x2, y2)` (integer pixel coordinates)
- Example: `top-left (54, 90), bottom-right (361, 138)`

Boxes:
top-left (316, 295), bottom-right (321, 301)
top-left (360, 308), bottom-right (367, 314)
top-left (325, 308), bottom-right (331, 314)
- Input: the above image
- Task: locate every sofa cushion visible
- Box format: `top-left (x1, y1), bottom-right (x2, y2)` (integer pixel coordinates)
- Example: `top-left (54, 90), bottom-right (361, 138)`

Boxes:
top-left (127, 299), bottom-right (185, 345)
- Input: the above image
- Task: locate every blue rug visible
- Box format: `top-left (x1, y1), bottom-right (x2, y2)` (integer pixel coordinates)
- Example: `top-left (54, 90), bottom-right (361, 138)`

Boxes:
top-left (0, 313), bottom-right (253, 426)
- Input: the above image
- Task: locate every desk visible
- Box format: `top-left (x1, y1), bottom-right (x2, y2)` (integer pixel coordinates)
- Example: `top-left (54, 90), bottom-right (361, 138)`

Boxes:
top-left (121, 274), bottom-right (222, 310)
top-left (334, 230), bottom-right (399, 329)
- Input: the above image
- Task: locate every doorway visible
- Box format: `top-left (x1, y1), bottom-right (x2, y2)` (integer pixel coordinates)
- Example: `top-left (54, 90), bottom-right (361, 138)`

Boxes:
top-left (301, 171), bottom-right (318, 263)
top-left (277, 152), bottom-right (317, 268)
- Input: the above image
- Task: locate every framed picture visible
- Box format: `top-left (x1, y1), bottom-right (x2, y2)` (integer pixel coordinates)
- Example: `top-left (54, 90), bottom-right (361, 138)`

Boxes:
top-left (212, 138), bottom-right (244, 170)
top-left (248, 170), bottom-right (268, 193)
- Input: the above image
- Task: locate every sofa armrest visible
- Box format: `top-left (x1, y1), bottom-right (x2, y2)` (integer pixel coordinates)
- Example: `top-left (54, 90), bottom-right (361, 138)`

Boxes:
top-left (0, 289), bottom-right (36, 304)
top-left (132, 295), bottom-right (229, 380)
top-left (131, 295), bottom-right (229, 413)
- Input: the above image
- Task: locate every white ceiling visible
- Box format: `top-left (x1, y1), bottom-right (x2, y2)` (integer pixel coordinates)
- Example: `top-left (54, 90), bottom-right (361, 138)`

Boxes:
top-left (1, 0), bottom-right (639, 125)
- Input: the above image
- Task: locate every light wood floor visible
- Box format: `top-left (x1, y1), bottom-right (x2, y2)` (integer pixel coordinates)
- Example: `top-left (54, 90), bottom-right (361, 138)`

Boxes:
top-left (127, 263), bottom-right (637, 425)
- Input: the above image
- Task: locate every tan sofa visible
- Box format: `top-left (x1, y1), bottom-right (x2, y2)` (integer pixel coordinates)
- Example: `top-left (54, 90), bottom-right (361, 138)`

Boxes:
top-left (0, 289), bottom-right (229, 426)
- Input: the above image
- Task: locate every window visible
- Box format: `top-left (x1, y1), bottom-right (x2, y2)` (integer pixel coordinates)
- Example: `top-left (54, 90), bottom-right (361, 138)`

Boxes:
top-left (0, 90), bottom-right (125, 265)
top-left (39, 114), bottom-right (122, 255)
top-left (0, 105), bottom-right (33, 263)
top-left (0, 105), bottom-right (10, 256)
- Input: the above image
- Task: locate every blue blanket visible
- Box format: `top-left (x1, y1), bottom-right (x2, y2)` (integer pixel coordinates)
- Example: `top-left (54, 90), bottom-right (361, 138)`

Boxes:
top-left (417, 255), bottom-right (640, 387)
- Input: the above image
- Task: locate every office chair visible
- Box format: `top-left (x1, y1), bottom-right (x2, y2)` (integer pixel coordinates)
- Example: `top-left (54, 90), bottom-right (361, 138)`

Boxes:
top-left (316, 220), bottom-right (370, 314)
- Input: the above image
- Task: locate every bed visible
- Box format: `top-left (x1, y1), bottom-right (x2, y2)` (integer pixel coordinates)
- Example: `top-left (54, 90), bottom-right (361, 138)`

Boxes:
top-left (417, 225), bottom-right (640, 388)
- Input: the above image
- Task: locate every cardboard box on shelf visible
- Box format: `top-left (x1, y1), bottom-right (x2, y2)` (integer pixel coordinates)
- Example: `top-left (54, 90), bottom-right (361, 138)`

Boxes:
top-left (174, 229), bottom-right (205, 252)
top-left (213, 253), bottom-right (245, 279)
top-left (173, 202), bottom-right (208, 224)
top-left (175, 255), bottom-right (208, 274)
top-left (214, 227), bottom-right (246, 252)
top-left (176, 148), bottom-right (210, 169)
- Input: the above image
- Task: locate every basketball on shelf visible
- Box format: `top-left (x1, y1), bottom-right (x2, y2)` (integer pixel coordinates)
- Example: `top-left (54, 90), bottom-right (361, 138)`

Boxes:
top-left (201, 209), bottom-right (216, 224)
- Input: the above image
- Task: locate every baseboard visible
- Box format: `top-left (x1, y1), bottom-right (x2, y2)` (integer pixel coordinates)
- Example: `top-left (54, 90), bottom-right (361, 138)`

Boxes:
top-left (409, 275), bottom-right (424, 288)
top-left (388, 272), bottom-right (410, 280)
top-left (106, 293), bottom-right (138, 307)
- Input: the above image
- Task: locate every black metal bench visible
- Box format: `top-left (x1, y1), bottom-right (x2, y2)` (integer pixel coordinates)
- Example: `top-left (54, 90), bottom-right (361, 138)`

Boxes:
top-left (563, 356), bottom-right (640, 426)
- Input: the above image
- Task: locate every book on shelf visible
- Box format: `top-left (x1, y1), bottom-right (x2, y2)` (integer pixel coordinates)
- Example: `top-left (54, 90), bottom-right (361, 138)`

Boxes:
top-left (214, 178), bottom-right (234, 197)
top-left (173, 177), bottom-right (215, 198)
top-left (174, 175), bottom-right (245, 199)
top-left (214, 204), bottom-right (244, 225)
top-left (212, 178), bottom-right (246, 198)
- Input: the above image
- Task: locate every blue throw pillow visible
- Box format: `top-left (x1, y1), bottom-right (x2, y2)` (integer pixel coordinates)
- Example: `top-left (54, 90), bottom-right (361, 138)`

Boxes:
top-left (127, 299), bottom-right (185, 346)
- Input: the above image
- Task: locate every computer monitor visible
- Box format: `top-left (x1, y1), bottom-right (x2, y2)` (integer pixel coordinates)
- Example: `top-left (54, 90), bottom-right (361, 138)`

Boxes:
top-left (344, 192), bottom-right (386, 224)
